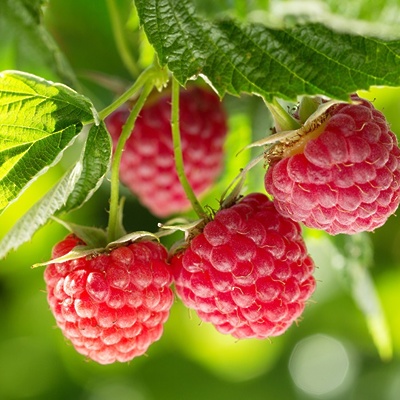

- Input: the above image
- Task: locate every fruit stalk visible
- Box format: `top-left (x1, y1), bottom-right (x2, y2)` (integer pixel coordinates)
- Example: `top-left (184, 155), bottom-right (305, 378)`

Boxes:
top-left (107, 82), bottom-right (154, 242)
top-left (106, 0), bottom-right (140, 78)
top-left (171, 77), bottom-right (206, 218)
top-left (98, 66), bottom-right (158, 121)
top-left (265, 97), bottom-right (301, 132)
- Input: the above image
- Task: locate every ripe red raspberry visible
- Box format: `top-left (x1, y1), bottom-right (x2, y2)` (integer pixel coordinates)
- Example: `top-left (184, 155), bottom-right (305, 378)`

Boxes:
top-left (44, 235), bottom-right (174, 364)
top-left (170, 193), bottom-right (316, 339)
top-left (106, 86), bottom-right (227, 217)
top-left (265, 95), bottom-right (400, 235)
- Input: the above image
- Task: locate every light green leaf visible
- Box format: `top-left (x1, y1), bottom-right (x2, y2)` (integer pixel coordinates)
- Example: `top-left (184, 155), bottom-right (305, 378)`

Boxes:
top-left (0, 122), bottom-right (112, 259)
top-left (106, 231), bottom-right (159, 250)
top-left (0, 163), bottom-right (81, 259)
top-left (136, 0), bottom-right (400, 100)
top-left (350, 262), bottom-right (393, 360)
top-left (59, 122), bottom-right (112, 213)
top-left (0, 70), bottom-right (95, 213)
top-left (50, 217), bottom-right (108, 251)
top-left (32, 246), bottom-right (104, 268)
top-left (333, 233), bottom-right (393, 360)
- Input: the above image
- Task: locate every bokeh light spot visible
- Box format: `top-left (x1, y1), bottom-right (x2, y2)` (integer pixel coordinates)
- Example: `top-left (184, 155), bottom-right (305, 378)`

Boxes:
top-left (288, 334), bottom-right (356, 397)
top-left (85, 378), bottom-right (147, 400)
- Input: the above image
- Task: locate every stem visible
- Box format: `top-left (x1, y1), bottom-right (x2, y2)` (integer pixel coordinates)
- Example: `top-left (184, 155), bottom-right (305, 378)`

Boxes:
top-left (220, 153), bottom-right (265, 206)
top-left (107, 83), bottom-right (154, 242)
top-left (98, 66), bottom-right (157, 121)
top-left (265, 97), bottom-right (301, 132)
top-left (106, 0), bottom-right (140, 78)
top-left (171, 77), bottom-right (206, 218)
top-left (235, 0), bottom-right (248, 19)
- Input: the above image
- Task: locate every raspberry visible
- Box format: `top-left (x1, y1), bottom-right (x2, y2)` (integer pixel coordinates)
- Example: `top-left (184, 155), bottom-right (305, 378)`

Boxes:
top-left (170, 193), bottom-right (316, 339)
top-left (265, 95), bottom-right (400, 235)
top-left (44, 235), bottom-right (174, 364)
top-left (106, 86), bottom-right (227, 217)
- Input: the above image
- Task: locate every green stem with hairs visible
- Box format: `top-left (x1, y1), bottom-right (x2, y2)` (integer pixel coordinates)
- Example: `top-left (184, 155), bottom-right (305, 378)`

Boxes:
top-left (107, 82), bottom-right (154, 242)
top-left (106, 0), bottom-right (140, 78)
top-left (171, 77), bottom-right (206, 218)
top-left (235, 0), bottom-right (248, 19)
top-left (98, 66), bottom-right (158, 121)
top-left (265, 97), bottom-right (301, 132)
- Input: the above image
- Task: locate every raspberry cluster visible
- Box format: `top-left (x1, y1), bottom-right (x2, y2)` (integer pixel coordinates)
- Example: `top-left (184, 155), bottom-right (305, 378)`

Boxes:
top-left (44, 235), bottom-right (173, 364)
top-left (265, 95), bottom-right (400, 234)
top-left (43, 90), bottom-right (400, 365)
top-left (45, 192), bottom-right (316, 364)
top-left (106, 86), bottom-right (227, 217)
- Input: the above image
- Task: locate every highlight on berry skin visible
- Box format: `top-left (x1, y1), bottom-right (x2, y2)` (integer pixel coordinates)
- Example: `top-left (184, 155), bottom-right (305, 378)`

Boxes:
top-left (264, 94), bottom-right (400, 235)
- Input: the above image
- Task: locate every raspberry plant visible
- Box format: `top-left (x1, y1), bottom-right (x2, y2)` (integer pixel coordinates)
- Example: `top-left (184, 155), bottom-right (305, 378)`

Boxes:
top-left (1, 0), bottom-right (400, 370)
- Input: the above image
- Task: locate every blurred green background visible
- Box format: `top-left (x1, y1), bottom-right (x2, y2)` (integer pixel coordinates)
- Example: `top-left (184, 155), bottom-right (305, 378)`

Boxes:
top-left (1, 1), bottom-right (400, 399)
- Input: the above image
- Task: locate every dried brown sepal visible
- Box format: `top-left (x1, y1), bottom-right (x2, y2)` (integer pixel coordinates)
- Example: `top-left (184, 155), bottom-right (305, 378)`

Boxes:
top-left (265, 100), bottom-right (347, 165)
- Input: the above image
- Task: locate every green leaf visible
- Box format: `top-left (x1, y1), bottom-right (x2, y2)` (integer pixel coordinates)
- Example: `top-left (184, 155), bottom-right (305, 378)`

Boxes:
top-left (0, 0), bottom-right (78, 87)
top-left (0, 163), bottom-right (81, 259)
top-left (0, 70), bottom-right (95, 214)
top-left (332, 234), bottom-right (393, 361)
top-left (17, 0), bottom-right (45, 24)
top-left (0, 122), bottom-right (112, 259)
top-left (106, 231), bottom-right (159, 250)
top-left (351, 262), bottom-right (393, 361)
top-left (51, 217), bottom-right (109, 250)
top-left (59, 122), bottom-right (112, 213)
top-left (136, 0), bottom-right (400, 100)
top-left (32, 246), bottom-right (103, 268)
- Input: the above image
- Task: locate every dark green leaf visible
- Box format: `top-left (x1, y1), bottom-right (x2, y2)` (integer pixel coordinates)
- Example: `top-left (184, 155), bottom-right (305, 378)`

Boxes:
top-left (0, 0), bottom-right (78, 87)
top-left (18, 0), bottom-right (45, 24)
top-left (0, 71), bottom-right (94, 213)
top-left (136, 0), bottom-right (400, 100)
